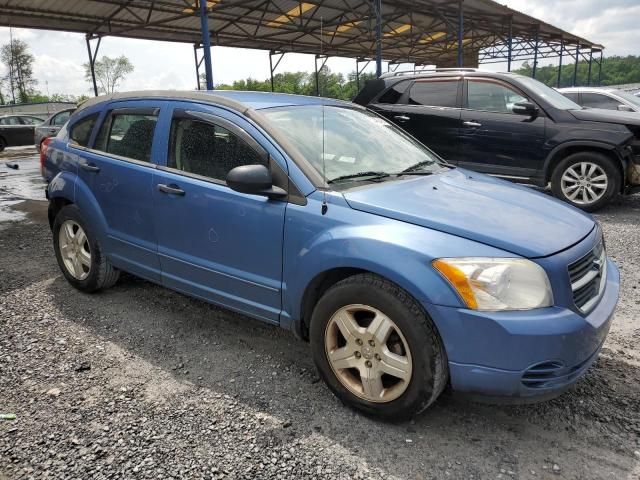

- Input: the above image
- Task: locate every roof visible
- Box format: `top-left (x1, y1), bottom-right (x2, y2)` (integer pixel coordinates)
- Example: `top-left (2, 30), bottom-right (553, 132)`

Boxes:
top-left (76, 89), bottom-right (354, 113)
top-left (0, 0), bottom-right (603, 67)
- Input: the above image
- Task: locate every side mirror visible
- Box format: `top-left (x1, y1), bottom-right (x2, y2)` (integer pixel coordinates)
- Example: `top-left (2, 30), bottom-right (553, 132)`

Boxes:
top-left (618, 104), bottom-right (634, 112)
top-left (226, 164), bottom-right (287, 199)
top-left (512, 101), bottom-right (539, 117)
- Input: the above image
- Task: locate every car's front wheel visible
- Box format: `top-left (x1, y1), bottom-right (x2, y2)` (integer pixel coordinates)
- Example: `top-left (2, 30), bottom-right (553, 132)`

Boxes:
top-left (52, 204), bottom-right (120, 292)
top-left (551, 152), bottom-right (621, 212)
top-left (310, 274), bottom-right (448, 419)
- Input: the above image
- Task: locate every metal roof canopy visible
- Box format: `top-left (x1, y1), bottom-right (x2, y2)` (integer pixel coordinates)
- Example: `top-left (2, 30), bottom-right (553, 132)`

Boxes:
top-left (0, 0), bottom-right (605, 95)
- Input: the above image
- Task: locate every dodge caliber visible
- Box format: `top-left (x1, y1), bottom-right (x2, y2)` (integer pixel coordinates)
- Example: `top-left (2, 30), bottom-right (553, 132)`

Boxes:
top-left (43, 91), bottom-right (619, 419)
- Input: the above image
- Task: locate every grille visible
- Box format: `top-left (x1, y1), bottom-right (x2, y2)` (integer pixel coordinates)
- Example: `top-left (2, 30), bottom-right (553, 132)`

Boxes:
top-left (568, 237), bottom-right (606, 313)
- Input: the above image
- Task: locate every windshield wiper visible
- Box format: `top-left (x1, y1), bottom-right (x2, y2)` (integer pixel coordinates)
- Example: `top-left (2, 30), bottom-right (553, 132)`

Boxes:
top-left (401, 161), bottom-right (436, 173)
top-left (328, 171), bottom-right (391, 184)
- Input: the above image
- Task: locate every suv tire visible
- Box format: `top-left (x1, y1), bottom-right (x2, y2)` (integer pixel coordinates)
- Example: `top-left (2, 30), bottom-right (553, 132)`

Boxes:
top-left (310, 273), bottom-right (448, 420)
top-left (53, 204), bottom-right (120, 292)
top-left (551, 151), bottom-right (621, 212)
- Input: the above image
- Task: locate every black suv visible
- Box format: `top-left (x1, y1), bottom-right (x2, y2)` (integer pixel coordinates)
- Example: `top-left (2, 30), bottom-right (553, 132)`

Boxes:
top-left (354, 69), bottom-right (640, 211)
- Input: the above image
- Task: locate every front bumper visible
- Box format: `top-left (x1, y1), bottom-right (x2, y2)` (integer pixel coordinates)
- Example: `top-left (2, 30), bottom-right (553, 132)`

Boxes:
top-left (424, 259), bottom-right (619, 399)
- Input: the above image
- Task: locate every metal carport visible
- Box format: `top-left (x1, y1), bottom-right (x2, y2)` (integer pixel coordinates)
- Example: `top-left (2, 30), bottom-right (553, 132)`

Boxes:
top-left (0, 0), bottom-right (605, 95)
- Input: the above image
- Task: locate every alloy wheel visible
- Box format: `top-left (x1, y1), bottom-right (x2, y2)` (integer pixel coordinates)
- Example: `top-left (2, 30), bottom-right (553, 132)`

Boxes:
top-left (560, 162), bottom-right (608, 205)
top-left (58, 220), bottom-right (91, 280)
top-left (324, 304), bottom-right (412, 403)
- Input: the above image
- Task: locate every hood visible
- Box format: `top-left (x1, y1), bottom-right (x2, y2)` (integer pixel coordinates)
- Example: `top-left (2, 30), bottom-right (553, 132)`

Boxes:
top-left (343, 169), bottom-right (595, 258)
top-left (570, 108), bottom-right (640, 125)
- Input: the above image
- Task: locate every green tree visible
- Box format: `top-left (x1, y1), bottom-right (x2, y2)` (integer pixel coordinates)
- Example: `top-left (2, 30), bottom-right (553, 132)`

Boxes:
top-left (84, 55), bottom-right (134, 94)
top-left (0, 39), bottom-right (37, 103)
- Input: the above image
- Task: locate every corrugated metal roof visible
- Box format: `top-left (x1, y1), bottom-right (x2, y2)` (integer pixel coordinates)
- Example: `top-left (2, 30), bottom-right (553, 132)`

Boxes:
top-left (0, 0), bottom-right (603, 66)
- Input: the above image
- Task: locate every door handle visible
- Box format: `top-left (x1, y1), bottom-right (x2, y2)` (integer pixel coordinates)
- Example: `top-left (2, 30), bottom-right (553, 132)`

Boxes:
top-left (394, 115), bottom-right (411, 122)
top-left (48, 129), bottom-right (57, 133)
top-left (463, 121), bottom-right (482, 128)
top-left (80, 162), bottom-right (100, 173)
top-left (157, 183), bottom-right (185, 196)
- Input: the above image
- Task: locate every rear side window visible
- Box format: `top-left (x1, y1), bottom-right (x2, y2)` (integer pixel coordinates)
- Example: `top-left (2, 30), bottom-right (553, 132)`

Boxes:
top-left (69, 113), bottom-right (99, 147)
top-left (406, 80), bottom-right (459, 107)
top-left (52, 110), bottom-right (72, 126)
top-left (94, 111), bottom-right (158, 162)
top-left (0, 116), bottom-right (20, 125)
top-left (563, 92), bottom-right (580, 103)
top-left (378, 81), bottom-right (410, 104)
top-left (168, 117), bottom-right (265, 182)
top-left (580, 93), bottom-right (620, 111)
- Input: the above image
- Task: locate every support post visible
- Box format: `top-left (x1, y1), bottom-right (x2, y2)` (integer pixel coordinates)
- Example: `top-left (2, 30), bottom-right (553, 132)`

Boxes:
top-left (587, 49), bottom-right (593, 86)
top-left (458, 0), bottom-right (464, 67)
top-left (85, 35), bottom-right (101, 97)
top-left (199, 0), bottom-right (214, 90)
top-left (557, 39), bottom-right (564, 88)
top-left (374, 0), bottom-right (382, 77)
top-left (194, 44), bottom-right (201, 90)
top-left (532, 25), bottom-right (539, 78)
top-left (507, 16), bottom-right (513, 72)
top-left (269, 51), bottom-right (285, 92)
top-left (573, 44), bottom-right (579, 87)
top-left (315, 55), bottom-right (329, 96)
top-left (598, 50), bottom-right (604, 86)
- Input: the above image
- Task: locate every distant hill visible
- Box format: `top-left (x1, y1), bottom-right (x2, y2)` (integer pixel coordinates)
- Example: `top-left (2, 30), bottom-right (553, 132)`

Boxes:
top-left (514, 55), bottom-right (640, 88)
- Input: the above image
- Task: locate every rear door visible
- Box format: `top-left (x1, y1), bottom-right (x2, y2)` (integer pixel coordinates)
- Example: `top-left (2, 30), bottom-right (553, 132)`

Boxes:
top-left (72, 101), bottom-right (165, 282)
top-left (459, 77), bottom-right (546, 179)
top-left (390, 77), bottom-right (462, 163)
top-left (152, 102), bottom-right (287, 324)
top-left (0, 116), bottom-right (30, 146)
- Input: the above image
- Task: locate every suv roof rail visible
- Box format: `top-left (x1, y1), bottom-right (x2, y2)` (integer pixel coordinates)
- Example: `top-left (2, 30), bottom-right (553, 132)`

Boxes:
top-left (379, 67), bottom-right (479, 79)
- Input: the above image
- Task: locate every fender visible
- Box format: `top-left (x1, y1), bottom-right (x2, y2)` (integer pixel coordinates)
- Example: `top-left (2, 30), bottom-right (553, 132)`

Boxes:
top-left (542, 139), bottom-right (627, 182)
top-left (280, 194), bottom-right (513, 334)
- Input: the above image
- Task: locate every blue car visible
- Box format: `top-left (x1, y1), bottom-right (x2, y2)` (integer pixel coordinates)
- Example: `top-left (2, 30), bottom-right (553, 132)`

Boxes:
top-left (44, 91), bottom-right (619, 419)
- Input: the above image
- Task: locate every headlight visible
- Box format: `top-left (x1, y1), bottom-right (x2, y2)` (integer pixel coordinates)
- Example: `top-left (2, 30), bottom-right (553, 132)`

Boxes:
top-left (433, 258), bottom-right (553, 311)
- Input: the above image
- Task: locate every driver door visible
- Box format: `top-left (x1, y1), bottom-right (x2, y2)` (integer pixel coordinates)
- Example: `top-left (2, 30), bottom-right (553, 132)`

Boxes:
top-left (152, 103), bottom-right (287, 324)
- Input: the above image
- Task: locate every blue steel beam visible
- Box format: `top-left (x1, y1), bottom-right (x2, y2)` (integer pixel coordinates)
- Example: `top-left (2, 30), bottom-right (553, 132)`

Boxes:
top-left (375, 0), bottom-right (382, 77)
top-left (557, 38), bottom-right (564, 88)
top-left (458, 0), bottom-right (464, 67)
top-left (200, 0), bottom-right (213, 90)
top-left (573, 44), bottom-right (579, 86)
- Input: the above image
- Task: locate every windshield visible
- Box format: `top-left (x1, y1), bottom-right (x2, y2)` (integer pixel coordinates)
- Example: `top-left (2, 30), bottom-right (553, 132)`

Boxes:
top-left (514, 76), bottom-right (582, 110)
top-left (260, 105), bottom-right (443, 184)
top-left (615, 90), bottom-right (640, 108)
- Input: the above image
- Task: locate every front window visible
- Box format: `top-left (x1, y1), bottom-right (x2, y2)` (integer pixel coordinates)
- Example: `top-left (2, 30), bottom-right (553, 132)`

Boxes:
top-left (261, 105), bottom-right (443, 185)
top-left (614, 90), bottom-right (640, 109)
top-left (514, 76), bottom-right (581, 110)
top-left (580, 93), bottom-right (621, 111)
top-left (467, 80), bottom-right (527, 114)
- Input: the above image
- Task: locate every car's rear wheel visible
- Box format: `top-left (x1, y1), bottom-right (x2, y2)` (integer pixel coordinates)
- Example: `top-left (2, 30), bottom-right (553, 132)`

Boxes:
top-left (551, 152), bottom-right (621, 212)
top-left (52, 204), bottom-right (119, 292)
top-left (310, 274), bottom-right (448, 419)
top-left (0, 137), bottom-right (6, 152)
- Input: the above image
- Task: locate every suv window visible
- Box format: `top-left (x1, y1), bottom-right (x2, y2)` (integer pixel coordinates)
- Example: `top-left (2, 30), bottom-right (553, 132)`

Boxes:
top-left (52, 110), bottom-right (72, 126)
top-left (168, 117), bottom-right (265, 182)
top-left (406, 80), bottom-right (459, 107)
top-left (94, 111), bottom-right (158, 162)
top-left (580, 93), bottom-right (620, 111)
top-left (69, 113), bottom-right (99, 147)
top-left (378, 81), bottom-right (410, 104)
top-left (467, 80), bottom-right (527, 114)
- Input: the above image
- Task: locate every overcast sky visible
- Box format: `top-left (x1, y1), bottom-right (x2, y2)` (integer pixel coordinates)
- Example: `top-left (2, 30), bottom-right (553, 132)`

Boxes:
top-left (0, 0), bottom-right (638, 97)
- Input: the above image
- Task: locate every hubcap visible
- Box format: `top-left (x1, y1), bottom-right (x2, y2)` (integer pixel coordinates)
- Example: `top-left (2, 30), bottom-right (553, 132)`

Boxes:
top-left (324, 304), bottom-right (412, 403)
top-left (560, 162), bottom-right (608, 205)
top-left (58, 220), bottom-right (91, 280)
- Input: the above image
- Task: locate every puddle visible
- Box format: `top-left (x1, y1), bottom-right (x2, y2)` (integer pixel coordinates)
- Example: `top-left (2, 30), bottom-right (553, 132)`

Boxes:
top-left (0, 149), bottom-right (47, 225)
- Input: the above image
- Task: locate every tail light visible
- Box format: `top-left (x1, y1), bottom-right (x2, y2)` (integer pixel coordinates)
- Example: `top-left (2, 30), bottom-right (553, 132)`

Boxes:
top-left (40, 137), bottom-right (53, 178)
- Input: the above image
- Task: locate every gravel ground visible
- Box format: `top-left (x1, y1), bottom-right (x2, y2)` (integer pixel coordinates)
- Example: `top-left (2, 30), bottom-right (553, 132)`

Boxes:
top-left (1, 154), bottom-right (639, 479)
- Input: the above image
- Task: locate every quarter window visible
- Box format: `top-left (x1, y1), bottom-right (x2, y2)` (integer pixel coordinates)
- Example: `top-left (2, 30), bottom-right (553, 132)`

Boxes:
top-left (168, 117), bottom-right (265, 182)
top-left (69, 113), bottom-right (99, 147)
top-left (406, 80), bottom-right (459, 107)
top-left (580, 93), bottom-right (621, 111)
top-left (94, 112), bottom-right (158, 162)
top-left (378, 81), bottom-right (410, 104)
top-left (467, 80), bottom-right (527, 114)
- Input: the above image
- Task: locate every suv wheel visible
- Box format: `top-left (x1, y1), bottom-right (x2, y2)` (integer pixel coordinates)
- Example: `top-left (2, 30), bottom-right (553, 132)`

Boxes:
top-left (551, 152), bottom-right (620, 212)
top-left (53, 204), bottom-right (120, 292)
top-left (310, 274), bottom-right (448, 419)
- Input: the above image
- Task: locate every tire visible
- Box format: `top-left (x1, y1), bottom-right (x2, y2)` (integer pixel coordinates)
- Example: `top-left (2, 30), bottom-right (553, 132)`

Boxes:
top-left (52, 204), bottom-right (119, 292)
top-left (550, 151), bottom-right (621, 212)
top-left (0, 137), bottom-right (6, 152)
top-left (309, 274), bottom-right (448, 420)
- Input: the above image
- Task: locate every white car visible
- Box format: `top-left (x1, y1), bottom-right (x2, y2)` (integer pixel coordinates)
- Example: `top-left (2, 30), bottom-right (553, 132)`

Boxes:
top-left (560, 87), bottom-right (640, 113)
